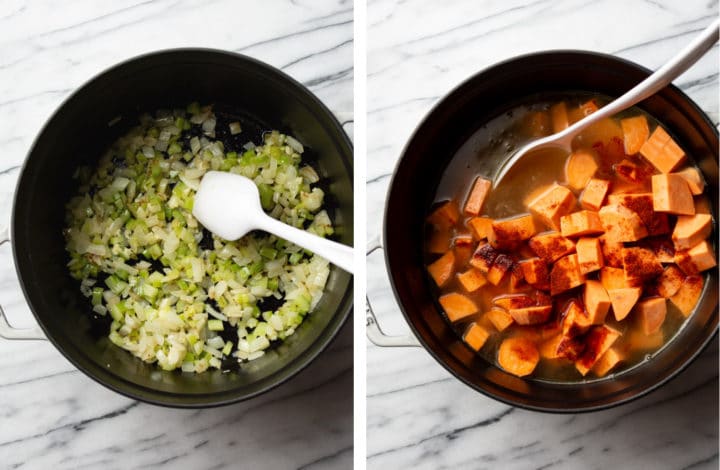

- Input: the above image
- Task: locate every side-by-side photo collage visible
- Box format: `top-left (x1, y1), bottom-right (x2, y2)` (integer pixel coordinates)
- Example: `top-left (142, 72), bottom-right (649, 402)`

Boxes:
top-left (0, 0), bottom-right (717, 469)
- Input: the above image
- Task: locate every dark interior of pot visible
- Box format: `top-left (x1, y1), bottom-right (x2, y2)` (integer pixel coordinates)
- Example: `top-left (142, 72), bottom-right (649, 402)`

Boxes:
top-left (384, 52), bottom-right (718, 412)
top-left (11, 50), bottom-right (353, 407)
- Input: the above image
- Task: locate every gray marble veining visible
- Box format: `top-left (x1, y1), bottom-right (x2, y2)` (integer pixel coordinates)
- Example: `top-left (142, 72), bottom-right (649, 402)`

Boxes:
top-left (367, 1), bottom-right (718, 468)
top-left (0, 1), bottom-right (353, 469)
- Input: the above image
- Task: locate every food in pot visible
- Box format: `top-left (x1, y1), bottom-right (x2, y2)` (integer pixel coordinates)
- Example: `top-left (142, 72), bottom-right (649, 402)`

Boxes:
top-left (425, 95), bottom-right (716, 380)
top-left (64, 103), bottom-right (333, 372)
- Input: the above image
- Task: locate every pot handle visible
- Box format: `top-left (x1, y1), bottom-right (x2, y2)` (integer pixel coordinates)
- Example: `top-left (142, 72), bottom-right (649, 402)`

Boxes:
top-left (366, 235), bottom-right (421, 347)
top-left (0, 227), bottom-right (46, 340)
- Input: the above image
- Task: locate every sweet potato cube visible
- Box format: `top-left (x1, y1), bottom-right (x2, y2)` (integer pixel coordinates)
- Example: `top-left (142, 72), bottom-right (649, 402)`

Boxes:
top-left (469, 242), bottom-right (498, 273)
top-left (551, 102), bottom-right (569, 133)
top-left (583, 280), bottom-right (611, 324)
top-left (580, 178), bottom-right (610, 211)
top-left (675, 240), bottom-right (717, 274)
top-left (454, 246), bottom-right (474, 270)
top-left (641, 237), bottom-right (675, 264)
top-left (598, 235), bottom-right (624, 268)
top-left (439, 292), bottom-right (478, 322)
top-left (528, 184), bottom-right (576, 230)
top-left (640, 126), bottom-right (686, 173)
top-left (467, 216), bottom-right (493, 240)
top-left (627, 329), bottom-right (664, 351)
top-left (562, 300), bottom-right (592, 337)
top-left (614, 159), bottom-right (652, 185)
top-left (457, 268), bottom-right (487, 293)
top-left (669, 274), bottom-right (704, 316)
top-left (607, 193), bottom-right (669, 236)
top-left (635, 297), bottom-right (667, 335)
top-left (600, 266), bottom-right (628, 290)
top-left (639, 126), bottom-right (670, 161)
top-left (654, 265), bottom-right (683, 298)
top-left (485, 307), bottom-right (514, 332)
top-left (493, 294), bottom-right (534, 310)
top-left (520, 258), bottom-right (551, 291)
top-left (652, 173), bottom-right (694, 215)
top-left (463, 323), bottom-right (491, 351)
top-left (427, 251), bottom-right (455, 287)
top-left (576, 237), bottom-right (604, 274)
top-left (593, 348), bottom-right (623, 377)
top-left (575, 325), bottom-right (621, 376)
top-left (674, 167), bottom-right (704, 195)
top-left (497, 337), bottom-right (539, 377)
top-left (566, 149), bottom-right (599, 190)
top-left (621, 115), bottom-right (649, 155)
top-left (557, 335), bottom-right (587, 361)
top-left (560, 210), bottom-right (604, 238)
top-left (598, 204), bottom-right (648, 242)
top-left (509, 305), bottom-right (552, 326)
top-left (622, 247), bottom-right (663, 287)
top-left (464, 177), bottom-right (492, 215)
top-left (528, 232), bottom-right (576, 263)
top-left (487, 254), bottom-right (514, 285)
top-left (488, 214), bottom-right (538, 250)
top-left (427, 201), bottom-right (460, 229)
top-left (608, 287), bottom-right (641, 321)
top-left (550, 254), bottom-right (586, 295)
top-left (672, 213), bottom-right (712, 251)
top-left (509, 263), bottom-right (526, 290)
top-left (540, 334), bottom-right (564, 359)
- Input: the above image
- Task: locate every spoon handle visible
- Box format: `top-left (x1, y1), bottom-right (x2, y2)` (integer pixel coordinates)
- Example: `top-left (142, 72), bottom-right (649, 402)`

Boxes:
top-left (257, 215), bottom-right (354, 274)
top-left (560, 19), bottom-right (719, 141)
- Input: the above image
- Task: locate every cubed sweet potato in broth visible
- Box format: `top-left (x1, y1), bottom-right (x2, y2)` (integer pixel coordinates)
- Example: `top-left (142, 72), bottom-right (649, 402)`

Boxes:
top-left (425, 98), bottom-right (713, 382)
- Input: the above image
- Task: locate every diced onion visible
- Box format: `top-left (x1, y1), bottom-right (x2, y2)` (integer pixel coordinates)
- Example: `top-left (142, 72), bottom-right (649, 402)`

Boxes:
top-left (64, 108), bottom-right (331, 374)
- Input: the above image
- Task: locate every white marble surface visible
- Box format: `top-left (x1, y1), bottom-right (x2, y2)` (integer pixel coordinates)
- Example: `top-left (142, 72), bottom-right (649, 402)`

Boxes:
top-left (0, 1), bottom-right (352, 469)
top-left (367, 1), bottom-right (718, 469)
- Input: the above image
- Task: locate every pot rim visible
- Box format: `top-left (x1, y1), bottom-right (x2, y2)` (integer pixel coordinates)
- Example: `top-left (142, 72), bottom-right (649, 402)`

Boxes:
top-left (382, 49), bottom-right (718, 413)
top-left (10, 48), bottom-right (354, 408)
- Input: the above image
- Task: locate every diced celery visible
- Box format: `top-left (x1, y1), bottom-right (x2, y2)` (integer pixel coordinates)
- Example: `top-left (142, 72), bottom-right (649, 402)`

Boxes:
top-left (105, 275), bottom-right (127, 295)
top-left (258, 184), bottom-right (274, 210)
top-left (168, 142), bottom-right (182, 155)
top-left (208, 319), bottom-right (224, 331)
top-left (260, 247), bottom-right (277, 260)
top-left (108, 303), bottom-right (123, 322)
top-left (222, 341), bottom-right (233, 356)
top-left (91, 287), bottom-right (104, 306)
top-left (249, 260), bottom-right (264, 275)
top-left (254, 322), bottom-right (268, 337)
top-left (147, 271), bottom-right (164, 287)
top-left (142, 283), bottom-right (158, 300)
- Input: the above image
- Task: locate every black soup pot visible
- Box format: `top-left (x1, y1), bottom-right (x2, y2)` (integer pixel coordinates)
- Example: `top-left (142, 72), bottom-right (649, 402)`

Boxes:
top-left (0, 49), bottom-right (353, 407)
top-left (367, 51), bottom-right (718, 412)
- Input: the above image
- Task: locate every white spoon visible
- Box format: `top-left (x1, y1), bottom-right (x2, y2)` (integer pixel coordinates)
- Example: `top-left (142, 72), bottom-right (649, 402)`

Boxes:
top-left (494, 19), bottom-right (720, 184)
top-left (192, 171), bottom-right (354, 273)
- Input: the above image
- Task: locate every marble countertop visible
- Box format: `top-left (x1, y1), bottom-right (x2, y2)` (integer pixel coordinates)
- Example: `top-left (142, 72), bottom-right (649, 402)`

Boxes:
top-left (0, 1), bottom-right (352, 469)
top-left (366, 1), bottom-right (718, 469)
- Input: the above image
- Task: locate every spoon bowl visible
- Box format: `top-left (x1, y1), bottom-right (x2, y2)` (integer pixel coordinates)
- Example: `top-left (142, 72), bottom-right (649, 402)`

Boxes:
top-left (192, 171), bottom-right (264, 241)
top-left (193, 171), bottom-right (354, 273)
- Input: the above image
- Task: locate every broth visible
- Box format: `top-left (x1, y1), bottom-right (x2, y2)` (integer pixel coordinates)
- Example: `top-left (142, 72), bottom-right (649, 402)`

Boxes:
top-left (425, 93), bottom-right (715, 382)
